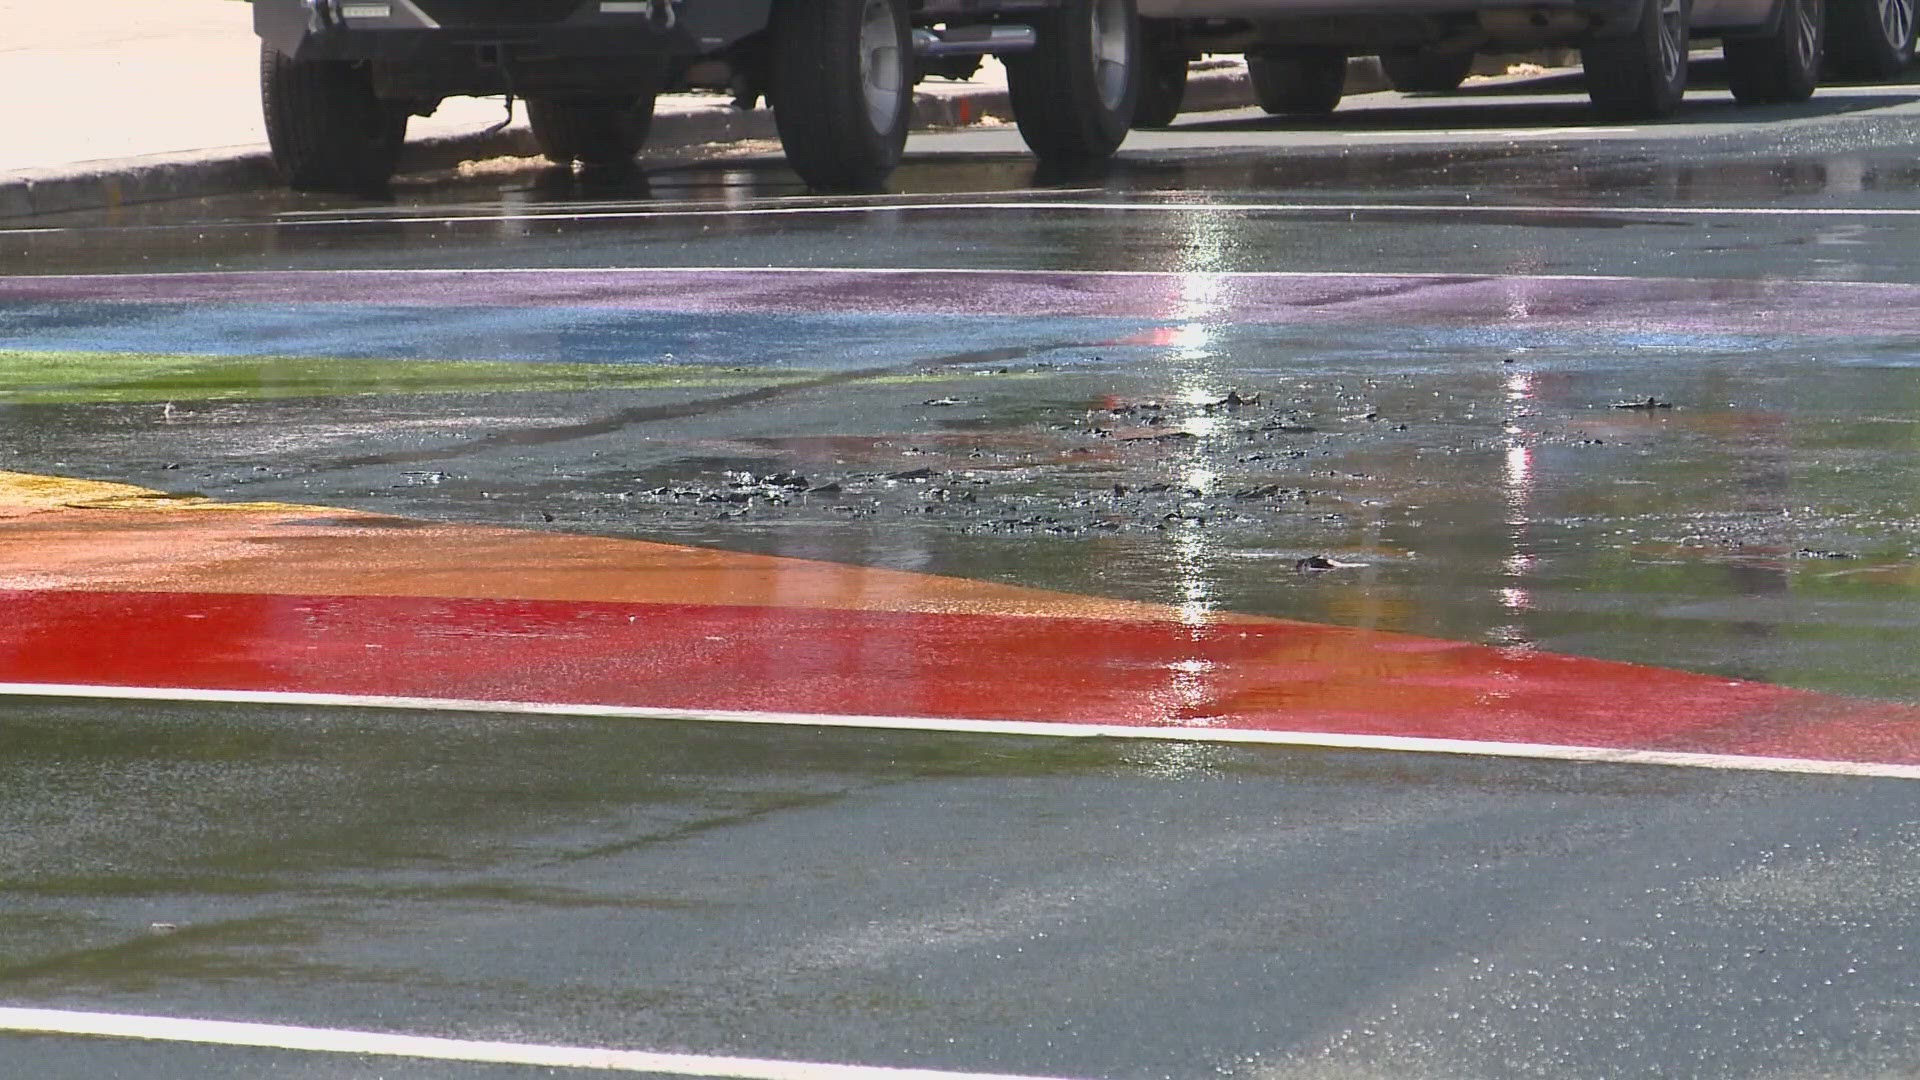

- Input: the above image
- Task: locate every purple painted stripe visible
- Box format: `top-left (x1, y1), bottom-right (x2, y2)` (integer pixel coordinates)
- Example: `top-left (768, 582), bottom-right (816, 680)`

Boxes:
top-left (4, 269), bottom-right (1917, 335)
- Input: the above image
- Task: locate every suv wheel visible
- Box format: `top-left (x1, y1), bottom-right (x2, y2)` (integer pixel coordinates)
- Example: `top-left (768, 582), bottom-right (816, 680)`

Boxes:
top-left (1007, 0), bottom-right (1140, 162)
top-left (770, 0), bottom-right (911, 191)
top-left (1583, 0), bottom-right (1691, 119)
top-left (1379, 50), bottom-right (1477, 92)
top-left (1247, 49), bottom-right (1347, 116)
top-left (1725, 0), bottom-right (1823, 103)
top-left (528, 95), bottom-right (658, 167)
top-left (260, 43), bottom-right (407, 193)
top-left (1826, 0), bottom-right (1916, 78)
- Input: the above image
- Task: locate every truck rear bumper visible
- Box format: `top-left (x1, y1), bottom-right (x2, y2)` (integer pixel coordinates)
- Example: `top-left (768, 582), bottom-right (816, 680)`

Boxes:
top-left (253, 0), bottom-right (730, 97)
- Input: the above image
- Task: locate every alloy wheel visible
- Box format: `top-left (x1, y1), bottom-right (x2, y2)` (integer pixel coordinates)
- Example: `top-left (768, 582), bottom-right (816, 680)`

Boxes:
top-left (858, 0), bottom-right (904, 133)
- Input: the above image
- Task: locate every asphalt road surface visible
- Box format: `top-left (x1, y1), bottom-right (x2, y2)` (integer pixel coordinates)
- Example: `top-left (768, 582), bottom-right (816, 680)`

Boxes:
top-left (3, 69), bottom-right (1920, 1079)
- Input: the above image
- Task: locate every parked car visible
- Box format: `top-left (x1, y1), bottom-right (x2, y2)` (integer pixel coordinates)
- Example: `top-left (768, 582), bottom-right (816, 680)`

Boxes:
top-left (1824, 0), bottom-right (1915, 78)
top-left (252, 0), bottom-right (1142, 193)
top-left (1129, 0), bottom-right (1823, 126)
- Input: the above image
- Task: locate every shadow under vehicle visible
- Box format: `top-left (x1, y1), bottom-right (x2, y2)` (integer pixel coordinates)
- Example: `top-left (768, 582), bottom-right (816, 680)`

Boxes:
top-left (254, 0), bottom-right (1142, 193)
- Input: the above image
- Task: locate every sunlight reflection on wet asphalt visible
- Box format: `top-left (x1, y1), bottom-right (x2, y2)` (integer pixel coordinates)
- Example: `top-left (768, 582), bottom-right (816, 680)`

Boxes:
top-left (6, 103), bottom-right (1920, 1078)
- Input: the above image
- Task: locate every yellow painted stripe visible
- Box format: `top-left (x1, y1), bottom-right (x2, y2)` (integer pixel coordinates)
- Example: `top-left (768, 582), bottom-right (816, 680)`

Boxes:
top-left (0, 470), bottom-right (314, 516)
top-left (0, 471), bottom-right (1263, 623)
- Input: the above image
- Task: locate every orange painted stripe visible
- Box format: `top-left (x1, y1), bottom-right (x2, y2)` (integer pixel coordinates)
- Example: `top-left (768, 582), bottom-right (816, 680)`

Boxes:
top-left (0, 471), bottom-right (1246, 623)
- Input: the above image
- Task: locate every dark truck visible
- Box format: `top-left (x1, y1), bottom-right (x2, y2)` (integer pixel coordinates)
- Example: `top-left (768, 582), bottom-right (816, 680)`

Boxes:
top-left (254, 0), bottom-right (1140, 192)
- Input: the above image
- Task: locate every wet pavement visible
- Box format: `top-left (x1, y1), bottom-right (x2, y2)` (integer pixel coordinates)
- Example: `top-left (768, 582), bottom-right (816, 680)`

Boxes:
top-left (5, 73), bottom-right (1920, 1077)
top-left (5, 698), bottom-right (1919, 1079)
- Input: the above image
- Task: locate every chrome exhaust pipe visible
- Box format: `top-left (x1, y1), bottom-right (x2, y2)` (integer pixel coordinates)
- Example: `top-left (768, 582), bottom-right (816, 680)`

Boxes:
top-left (912, 25), bottom-right (1038, 56)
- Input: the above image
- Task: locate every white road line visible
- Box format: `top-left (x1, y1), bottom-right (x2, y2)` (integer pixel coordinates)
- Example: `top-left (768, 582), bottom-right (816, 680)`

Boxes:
top-left (12, 264), bottom-right (1920, 292)
top-left (0, 1007), bottom-right (1077, 1080)
top-left (4, 682), bottom-right (1918, 781)
top-left (8, 199), bottom-right (1919, 237)
top-left (1342, 126), bottom-right (1638, 138)
top-left (270, 187), bottom-right (1103, 218)
top-left (297, 200), bottom-right (1920, 226)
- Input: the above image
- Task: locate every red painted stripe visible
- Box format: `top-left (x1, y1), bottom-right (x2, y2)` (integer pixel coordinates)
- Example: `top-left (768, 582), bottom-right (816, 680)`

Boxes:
top-left (7, 588), bottom-right (1917, 765)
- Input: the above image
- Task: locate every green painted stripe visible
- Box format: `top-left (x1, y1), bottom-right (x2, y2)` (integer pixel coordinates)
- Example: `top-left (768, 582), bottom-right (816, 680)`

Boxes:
top-left (0, 350), bottom-right (810, 404)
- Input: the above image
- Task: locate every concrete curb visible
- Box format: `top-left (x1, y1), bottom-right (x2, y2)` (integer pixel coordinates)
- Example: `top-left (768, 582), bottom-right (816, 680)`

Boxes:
top-left (3, 152), bottom-right (282, 220)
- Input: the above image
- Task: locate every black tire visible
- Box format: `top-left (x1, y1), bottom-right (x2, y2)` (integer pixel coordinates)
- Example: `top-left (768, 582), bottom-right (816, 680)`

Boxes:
top-left (1379, 49), bottom-right (1477, 92)
top-left (1825, 0), bottom-right (1916, 78)
top-left (1582, 0), bottom-right (1691, 119)
top-left (1006, 0), bottom-right (1140, 162)
top-left (1133, 24), bottom-right (1189, 127)
top-left (769, 0), bottom-right (912, 192)
top-left (527, 95), bottom-right (658, 167)
top-left (260, 43), bottom-right (407, 193)
top-left (1246, 49), bottom-right (1348, 116)
top-left (1725, 0), bottom-right (1823, 103)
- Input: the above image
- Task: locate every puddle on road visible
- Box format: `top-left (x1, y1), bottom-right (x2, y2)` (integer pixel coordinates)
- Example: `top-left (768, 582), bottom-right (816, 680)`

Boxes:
top-left (5, 319), bottom-right (1919, 706)
top-left (358, 337), bottom-right (1920, 707)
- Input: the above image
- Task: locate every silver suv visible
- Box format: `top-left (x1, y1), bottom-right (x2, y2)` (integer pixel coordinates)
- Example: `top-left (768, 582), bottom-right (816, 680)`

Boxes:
top-left (1130, 0), bottom-right (1828, 125)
